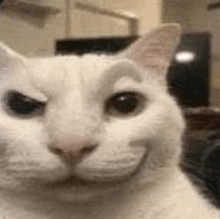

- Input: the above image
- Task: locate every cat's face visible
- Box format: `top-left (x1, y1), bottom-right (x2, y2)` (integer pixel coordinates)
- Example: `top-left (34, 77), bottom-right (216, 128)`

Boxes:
top-left (0, 24), bottom-right (184, 201)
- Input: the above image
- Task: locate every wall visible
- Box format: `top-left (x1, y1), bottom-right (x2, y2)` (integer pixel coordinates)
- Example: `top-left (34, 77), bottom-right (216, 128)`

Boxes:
top-left (105, 0), bottom-right (162, 34)
top-left (162, 0), bottom-right (208, 32)
top-left (208, 9), bottom-right (220, 106)
top-left (0, 0), bottom-right (66, 56)
top-left (162, 0), bottom-right (191, 30)
top-left (187, 0), bottom-right (208, 32)
top-left (0, 0), bottom-right (162, 56)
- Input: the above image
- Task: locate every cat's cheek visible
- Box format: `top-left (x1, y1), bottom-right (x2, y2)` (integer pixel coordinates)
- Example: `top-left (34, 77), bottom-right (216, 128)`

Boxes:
top-left (0, 147), bottom-right (69, 192)
top-left (72, 120), bottom-right (150, 182)
top-left (0, 121), bottom-right (70, 186)
top-left (72, 137), bottom-right (147, 182)
top-left (0, 136), bottom-right (8, 156)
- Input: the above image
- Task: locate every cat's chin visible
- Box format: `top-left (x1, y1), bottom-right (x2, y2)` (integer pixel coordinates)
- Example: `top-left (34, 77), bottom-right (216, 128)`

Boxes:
top-left (39, 169), bottom-right (144, 202)
top-left (24, 176), bottom-right (128, 202)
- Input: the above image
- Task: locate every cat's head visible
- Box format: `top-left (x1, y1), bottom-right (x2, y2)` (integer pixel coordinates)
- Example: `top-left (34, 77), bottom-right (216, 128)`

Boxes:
top-left (0, 24), bottom-right (184, 201)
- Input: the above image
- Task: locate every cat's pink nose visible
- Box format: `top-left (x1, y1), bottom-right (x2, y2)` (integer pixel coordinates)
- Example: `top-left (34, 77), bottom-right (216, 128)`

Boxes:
top-left (50, 136), bottom-right (96, 161)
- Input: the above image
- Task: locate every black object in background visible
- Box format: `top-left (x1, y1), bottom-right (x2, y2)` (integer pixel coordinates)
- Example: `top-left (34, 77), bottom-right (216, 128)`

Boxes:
top-left (202, 137), bottom-right (220, 207)
top-left (56, 36), bottom-right (138, 56)
top-left (181, 129), bottom-right (220, 208)
top-left (56, 33), bottom-right (211, 108)
top-left (168, 33), bottom-right (210, 108)
top-left (0, 0), bottom-right (4, 6)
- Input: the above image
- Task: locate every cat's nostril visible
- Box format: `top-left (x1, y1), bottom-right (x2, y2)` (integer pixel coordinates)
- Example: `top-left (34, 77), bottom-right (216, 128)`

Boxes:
top-left (50, 147), bottom-right (64, 156)
top-left (80, 145), bottom-right (96, 155)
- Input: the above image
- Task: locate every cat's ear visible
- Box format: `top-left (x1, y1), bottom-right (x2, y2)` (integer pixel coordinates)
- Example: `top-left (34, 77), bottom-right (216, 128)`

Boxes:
top-left (0, 42), bottom-right (24, 67)
top-left (123, 24), bottom-right (181, 71)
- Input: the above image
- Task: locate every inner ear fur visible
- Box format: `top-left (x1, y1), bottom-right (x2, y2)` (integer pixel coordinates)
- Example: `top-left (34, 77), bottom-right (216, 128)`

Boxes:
top-left (125, 24), bottom-right (182, 71)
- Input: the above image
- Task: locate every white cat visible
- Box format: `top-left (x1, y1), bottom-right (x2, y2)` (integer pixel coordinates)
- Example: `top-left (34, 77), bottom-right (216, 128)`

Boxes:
top-left (0, 24), bottom-right (219, 219)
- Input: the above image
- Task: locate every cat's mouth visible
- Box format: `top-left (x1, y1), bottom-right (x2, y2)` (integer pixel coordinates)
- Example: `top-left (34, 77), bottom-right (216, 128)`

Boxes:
top-left (47, 150), bottom-right (149, 189)
top-left (45, 142), bottom-right (150, 189)
top-left (47, 174), bottom-right (131, 189)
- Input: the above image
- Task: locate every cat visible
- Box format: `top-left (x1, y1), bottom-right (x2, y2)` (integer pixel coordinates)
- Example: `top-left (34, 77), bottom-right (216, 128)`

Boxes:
top-left (0, 24), bottom-right (219, 219)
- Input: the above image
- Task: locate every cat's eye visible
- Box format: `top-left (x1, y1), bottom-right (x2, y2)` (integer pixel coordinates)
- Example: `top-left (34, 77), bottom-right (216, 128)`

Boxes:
top-left (105, 92), bottom-right (145, 117)
top-left (4, 91), bottom-right (46, 117)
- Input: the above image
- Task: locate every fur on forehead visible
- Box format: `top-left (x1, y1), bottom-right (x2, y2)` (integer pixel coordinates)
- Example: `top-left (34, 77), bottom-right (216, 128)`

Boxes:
top-left (23, 55), bottom-right (145, 99)
top-left (26, 55), bottom-right (130, 85)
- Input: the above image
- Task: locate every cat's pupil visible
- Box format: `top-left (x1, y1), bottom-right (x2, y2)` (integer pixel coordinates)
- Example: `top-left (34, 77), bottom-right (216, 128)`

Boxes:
top-left (106, 92), bottom-right (144, 116)
top-left (113, 94), bottom-right (137, 112)
top-left (5, 91), bottom-right (45, 117)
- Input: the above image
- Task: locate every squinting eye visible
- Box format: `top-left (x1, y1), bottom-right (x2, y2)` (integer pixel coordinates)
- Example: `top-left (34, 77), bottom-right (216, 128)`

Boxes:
top-left (4, 91), bottom-right (46, 117)
top-left (105, 92), bottom-right (145, 117)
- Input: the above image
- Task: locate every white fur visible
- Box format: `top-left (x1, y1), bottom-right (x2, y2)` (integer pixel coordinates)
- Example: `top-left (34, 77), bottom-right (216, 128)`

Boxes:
top-left (0, 24), bottom-right (219, 218)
